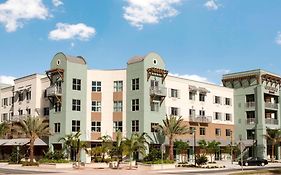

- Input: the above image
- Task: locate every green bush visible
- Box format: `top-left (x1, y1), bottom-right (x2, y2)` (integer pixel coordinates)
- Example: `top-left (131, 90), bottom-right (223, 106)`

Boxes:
top-left (22, 162), bottom-right (39, 166)
top-left (43, 150), bottom-right (66, 160)
top-left (9, 148), bottom-right (23, 164)
top-left (196, 155), bottom-right (208, 166)
top-left (143, 148), bottom-right (162, 162)
top-left (144, 159), bottom-right (174, 164)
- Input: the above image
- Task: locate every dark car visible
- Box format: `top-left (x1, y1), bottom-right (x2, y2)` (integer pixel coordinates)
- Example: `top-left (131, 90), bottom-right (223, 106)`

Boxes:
top-left (238, 157), bottom-right (268, 166)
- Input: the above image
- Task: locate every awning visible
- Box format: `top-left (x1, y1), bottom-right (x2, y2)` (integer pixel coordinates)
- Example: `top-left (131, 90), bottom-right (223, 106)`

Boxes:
top-left (0, 138), bottom-right (47, 146)
top-left (198, 87), bottom-right (210, 94)
top-left (189, 85), bottom-right (197, 92)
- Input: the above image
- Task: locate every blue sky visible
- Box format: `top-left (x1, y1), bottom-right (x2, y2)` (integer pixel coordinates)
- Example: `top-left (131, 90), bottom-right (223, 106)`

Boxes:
top-left (0, 0), bottom-right (281, 85)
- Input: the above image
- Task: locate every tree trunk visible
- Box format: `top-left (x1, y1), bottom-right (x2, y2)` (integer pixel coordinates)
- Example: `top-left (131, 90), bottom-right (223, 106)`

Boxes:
top-left (29, 138), bottom-right (35, 163)
top-left (169, 137), bottom-right (174, 160)
top-left (271, 143), bottom-right (275, 162)
top-left (129, 152), bottom-right (132, 169)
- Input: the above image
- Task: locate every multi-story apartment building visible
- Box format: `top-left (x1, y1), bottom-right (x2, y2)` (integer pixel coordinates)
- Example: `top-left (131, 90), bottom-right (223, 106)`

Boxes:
top-left (222, 69), bottom-right (281, 160)
top-left (0, 52), bottom-right (234, 163)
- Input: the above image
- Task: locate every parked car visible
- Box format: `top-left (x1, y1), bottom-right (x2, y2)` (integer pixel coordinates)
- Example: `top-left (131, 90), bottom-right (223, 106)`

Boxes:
top-left (238, 157), bottom-right (268, 166)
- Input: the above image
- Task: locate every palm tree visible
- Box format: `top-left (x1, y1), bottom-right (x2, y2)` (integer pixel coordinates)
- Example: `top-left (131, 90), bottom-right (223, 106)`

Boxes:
top-left (59, 131), bottom-right (81, 160)
top-left (206, 140), bottom-right (221, 163)
top-left (98, 135), bottom-right (113, 161)
top-left (174, 139), bottom-right (189, 163)
top-left (123, 132), bottom-right (150, 169)
top-left (264, 129), bottom-right (281, 162)
top-left (0, 122), bottom-right (9, 138)
top-left (113, 131), bottom-right (123, 168)
top-left (158, 115), bottom-right (189, 160)
top-left (13, 116), bottom-right (50, 163)
top-left (198, 140), bottom-right (208, 156)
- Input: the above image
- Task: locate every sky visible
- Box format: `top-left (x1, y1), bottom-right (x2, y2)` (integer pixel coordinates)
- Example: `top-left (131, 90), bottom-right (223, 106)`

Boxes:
top-left (0, 0), bottom-right (281, 85)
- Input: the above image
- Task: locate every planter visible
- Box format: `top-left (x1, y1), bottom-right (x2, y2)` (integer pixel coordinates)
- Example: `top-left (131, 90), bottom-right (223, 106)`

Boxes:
top-left (85, 162), bottom-right (109, 169)
top-left (40, 163), bottom-right (73, 169)
top-left (149, 164), bottom-right (176, 170)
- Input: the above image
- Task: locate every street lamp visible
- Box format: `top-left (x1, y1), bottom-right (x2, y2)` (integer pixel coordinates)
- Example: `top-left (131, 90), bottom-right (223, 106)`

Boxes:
top-left (230, 130), bottom-right (233, 164)
top-left (191, 128), bottom-right (196, 165)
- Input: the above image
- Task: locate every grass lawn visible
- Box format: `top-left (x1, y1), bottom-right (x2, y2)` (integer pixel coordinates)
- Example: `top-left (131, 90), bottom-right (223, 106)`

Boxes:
top-left (230, 168), bottom-right (281, 175)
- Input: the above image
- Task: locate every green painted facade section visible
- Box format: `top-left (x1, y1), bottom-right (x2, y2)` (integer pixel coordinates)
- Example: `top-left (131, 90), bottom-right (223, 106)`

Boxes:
top-left (126, 53), bottom-right (167, 143)
top-left (223, 69), bottom-right (281, 159)
top-left (49, 53), bottom-right (88, 151)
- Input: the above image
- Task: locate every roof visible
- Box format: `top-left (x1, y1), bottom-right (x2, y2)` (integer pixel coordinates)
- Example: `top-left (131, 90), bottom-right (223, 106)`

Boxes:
top-left (0, 138), bottom-right (47, 146)
top-left (127, 56), bottom-right (144, 65)
top-left (66, 55), bottom-right (87, 65)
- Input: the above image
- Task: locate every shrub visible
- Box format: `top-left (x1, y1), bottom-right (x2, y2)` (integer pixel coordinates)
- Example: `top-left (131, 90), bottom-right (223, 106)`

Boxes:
top-left (39, 159), bottom-right (69, 164)
top-left (9, 148), bottom-right (23, 164)
top-left (196, 155), bottom-right (208, 166)
top-left (22, 162), bottom-right (39, 166)
top-left (43, 150), bottom-right (66, 160)
top-left (143, 148), bottom-right (162, 162)
top-left (144, 159), bottom-right (174, 164)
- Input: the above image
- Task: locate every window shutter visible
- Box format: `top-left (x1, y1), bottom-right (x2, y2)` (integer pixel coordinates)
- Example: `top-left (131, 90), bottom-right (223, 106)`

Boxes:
top-left (213, 96), bottom-right (215, 104)
top-left (230, 98), bottom-right (232, 106)
top-left (168, 88), bottom-right (171, 97)
top-left (177, 90), bottom-right (180, 99)
top-left (178, 108), bottom-right (181, 116)
top-left (222, 97), bottom-right (226, 105)
top-left (220, 96), bottom-right (223, 104)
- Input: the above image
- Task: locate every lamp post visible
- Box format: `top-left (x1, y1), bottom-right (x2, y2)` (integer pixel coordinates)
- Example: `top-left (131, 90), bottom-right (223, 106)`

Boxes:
top-left (230, 130), bottom-right (233, 164)
top-left (192, 128), bottom-right (196, 165)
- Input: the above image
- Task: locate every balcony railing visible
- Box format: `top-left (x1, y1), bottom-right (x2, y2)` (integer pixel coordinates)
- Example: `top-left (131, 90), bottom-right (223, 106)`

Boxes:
top-left (150, 87), bottom-right (167, 97)
top-left (10, 115), bottom-right (27, 122)
top-left (46, 85), bottom-right (62, 97)
top-left (265, 102), bottom-right (278, 109)
top-left (245, 102), bottom-right (255, 108)
top-left (246, 118), bottom-right (256, 125)
top-left (265, 118), bottom-right (278, 125)
top-left (189, 115), bottom-right (212, 123)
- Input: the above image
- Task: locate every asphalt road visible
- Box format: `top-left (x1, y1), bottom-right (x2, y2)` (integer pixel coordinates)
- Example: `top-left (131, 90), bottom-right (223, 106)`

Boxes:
top-left (0, 168), bottom-right (57, 174)
top-left (159, 166), bottom-right (281, 175)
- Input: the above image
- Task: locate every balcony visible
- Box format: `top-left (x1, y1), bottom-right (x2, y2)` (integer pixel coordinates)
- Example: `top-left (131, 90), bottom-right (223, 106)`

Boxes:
top-left (189, 115), bottom-right (211, 123)
top-left (150, 87), bottom-right (167, 97)
top-left (245, 102), bottom-right (255, 108)
top-left (10, 115), bottom-right (26, 122)
top-left (265, 102), bottom-right (278, 109)
top-left (46, 85), bottom-right (62, 97)
top-left (246, 118), bottom-right (256, 125)
top-left (265, 118), bottom-right (278, 125)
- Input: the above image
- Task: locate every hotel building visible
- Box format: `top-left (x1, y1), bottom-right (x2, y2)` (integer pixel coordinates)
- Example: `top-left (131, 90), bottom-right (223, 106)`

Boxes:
top-left (0, 52), bottom-right (234, 163)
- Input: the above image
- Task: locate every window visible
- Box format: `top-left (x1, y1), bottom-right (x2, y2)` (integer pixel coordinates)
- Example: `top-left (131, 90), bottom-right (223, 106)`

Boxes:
top-left (44, 90), bottom-right (47, 98)
top-left (225, 113), bottom-right (231, 121)
top-left (92, 101), bottom-right (101, 112)
top-left (18, 93), bottom-right (24, 102)
top-left (72, 99), bottom-right (81, 111)
top-left (92, 81), bottom-right (101, 92)
top-left (9, 97), bottom-right (14, 105)
top-left (113, 101), bottom-right (123, 112)
top-left (151, 80), bottom-right (159, 88)
top-left (72, 120), bottom-right (80, 132)
top-left (189, 109), bottom-right (195, 117)
top-left (214, 96), bottom-right (221, 104)
top-left (132, 99), bottom-right (139, 111)
top-left (151, 102), bottom-right (159, 112)
top-left (26, 91), bottom-right (31, 100)
top-left (114, 81), bottom-right (123, 92)
top-left (215, 128), bottom-right (221, 136)
top-left (225, 98), bottom-right (231, 105)
top-left (54, 123), bottom-right (60, 133)
top-left (189, 92), bottom-right (195, 100)
top-left (72, 78), bottom-right (81, 91)
top-left (246, 130), bottom-right (255, 140)
top-left (113, 121), bottom-right (122, 132)
top-left (132, 78), bottom-right (139, 90)
top-left (199, 93), bottom-right (205, 102)
top-left (55, 103), bottom-right (61, 112)
top-left (200, 127), bottom-right (206, 135)
top-left (19, 110), bottom-right (23, 115)
top-left (199, 110), bottom-right (205, 116)
top-left (1, 113), bottom-right (8, 122)
top-left (43, 107), bottom-right (49, 116)
top-left (26, 108), bottom-right (31, 115)
top-left (171, 107), bottom-right (179, 116)
top-left (2, 98), bottom-right (8, 106)
top-left (171, 89), bottom-right (179, 98)
top-left (214, 112), bottom-right (222, 120)
top-left (91, 121), bottom-right (101, 132)
top-left (151, 123), bottom-right (159, 132)
top-left (132, 120), bottom-right (139, 132)
top-left (226, 129), bottom-right (232, 137)
top-left (189, 127), bottom-right (195, 134)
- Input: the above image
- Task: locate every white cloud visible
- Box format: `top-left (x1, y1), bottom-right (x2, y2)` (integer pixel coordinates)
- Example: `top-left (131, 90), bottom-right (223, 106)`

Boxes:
top-left (169, 73), bottom-right (211, 83)
top-left (52, 0), bottom-right (63, 7)
top-left (123, 0), bottom-right (182, 30)
top-left (0, 0), bottom-right (49, 32)
top-left (48, 23), bottom-right (96, 41)
top-left (204, 0), bottom-right (220, 10)
top-left (215, 69), bottom-right (230, 74)
top-left (275, 32), bottom-right (281, 45)
top-left (0, 75), bottom-right (15, 85)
